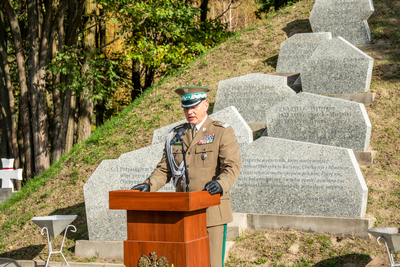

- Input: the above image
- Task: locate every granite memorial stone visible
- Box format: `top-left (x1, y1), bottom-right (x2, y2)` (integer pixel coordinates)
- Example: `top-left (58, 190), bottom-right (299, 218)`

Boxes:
top-left (152, 106), bottom-right (253, 153)
top-left (263, 92), bottom-right (371, 151)
top-left (84, 142), bottom-right (173, 240)
top-left (214, 73), bottom-right (295, 123)
top-left (276, 32), bottom-right (332, 73)
top-left (301, 37), bottom-right (374, 94)
top-left (230, 137), bottom-right (368, 218)
top-left (309, 0), bottom-right (375, 45)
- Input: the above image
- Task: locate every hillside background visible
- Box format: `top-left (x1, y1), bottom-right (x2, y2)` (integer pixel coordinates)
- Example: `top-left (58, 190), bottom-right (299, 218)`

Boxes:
top-left (1, 0), bottom-right (400, 266)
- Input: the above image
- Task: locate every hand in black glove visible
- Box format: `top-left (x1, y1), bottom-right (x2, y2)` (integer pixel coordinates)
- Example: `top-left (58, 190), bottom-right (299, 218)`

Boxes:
top-left (131, 183), bottom-right (150, 192)
top-left (204, 180), bottom-right (223, 195)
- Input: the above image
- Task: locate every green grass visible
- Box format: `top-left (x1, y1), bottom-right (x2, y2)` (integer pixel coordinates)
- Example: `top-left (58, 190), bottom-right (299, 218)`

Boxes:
top-left (1, 0), bottom-right (400, 264)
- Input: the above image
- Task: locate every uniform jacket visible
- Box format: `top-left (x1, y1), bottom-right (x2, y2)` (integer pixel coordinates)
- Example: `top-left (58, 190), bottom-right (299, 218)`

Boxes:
top-left (143, 116), bottom-right (242, 227)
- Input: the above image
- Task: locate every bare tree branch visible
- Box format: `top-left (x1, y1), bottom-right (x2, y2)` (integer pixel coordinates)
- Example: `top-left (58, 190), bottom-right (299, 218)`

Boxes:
top-left (217, 0), bottom-right (244, 19)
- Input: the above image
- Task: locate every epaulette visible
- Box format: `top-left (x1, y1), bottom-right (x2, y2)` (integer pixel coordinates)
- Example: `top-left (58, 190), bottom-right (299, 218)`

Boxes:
top-left (213, 121), bottom-right (229, 128)
top-left (172, 123), bottom-right (189, 134)
top-left (173, 123), bottom-right (187, 130)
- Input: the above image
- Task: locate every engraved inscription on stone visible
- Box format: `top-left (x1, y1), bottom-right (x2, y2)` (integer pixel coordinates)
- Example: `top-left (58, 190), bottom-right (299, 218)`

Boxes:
top-left (301, 37), bottom-right (374, 95)
top-left (84, 142), bottom-right (172, 241)
top-left (264, 93), bottom-right (371, 151)
top-left (214, 74), bottom-right (295, 123)
top-left (151, 106), bottom-right (252, 153)
top-left (309, 0), bottom-right (374, 45)
top-left (230, 137), bottom-right (368, 218)
top-left (276, 32), bottom-right (332, 73)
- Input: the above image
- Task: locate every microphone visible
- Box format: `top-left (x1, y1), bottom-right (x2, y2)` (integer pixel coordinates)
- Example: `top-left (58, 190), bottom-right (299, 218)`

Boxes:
top-left (170, 128), bottom-right (186, 145)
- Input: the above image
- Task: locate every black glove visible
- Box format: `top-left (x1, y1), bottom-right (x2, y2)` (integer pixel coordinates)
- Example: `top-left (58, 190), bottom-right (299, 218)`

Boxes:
top-left (131, 183), bottom-right (150, 192)
top-left (204, 180), bottom-right (223, 195)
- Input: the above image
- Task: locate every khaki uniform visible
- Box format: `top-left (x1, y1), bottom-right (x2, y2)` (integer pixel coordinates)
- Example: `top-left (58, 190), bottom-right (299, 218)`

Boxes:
top-left (143, 116), bottom-right (241, 266)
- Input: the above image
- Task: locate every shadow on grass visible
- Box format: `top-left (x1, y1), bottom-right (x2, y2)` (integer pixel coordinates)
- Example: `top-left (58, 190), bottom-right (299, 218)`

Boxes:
top-left (262, 55), bottom-right (279, 69)
top-left (313, 253), bottom-right (372, 267)
top-left (282, 19), bottom-right (312, 38)
top-left (0, 244), bottom-right (46, 260)
top-left (49, 202), bottom-right (89, 243)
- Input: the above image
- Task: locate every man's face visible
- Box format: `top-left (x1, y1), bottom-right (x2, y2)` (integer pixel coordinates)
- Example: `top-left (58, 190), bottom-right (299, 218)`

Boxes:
top-left (184, 100), bottom-right (209, 125)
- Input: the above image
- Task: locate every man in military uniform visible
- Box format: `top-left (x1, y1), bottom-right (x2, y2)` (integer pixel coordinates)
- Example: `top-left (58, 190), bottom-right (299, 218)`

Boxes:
top-left (132, 86), bottom-right (241, 267)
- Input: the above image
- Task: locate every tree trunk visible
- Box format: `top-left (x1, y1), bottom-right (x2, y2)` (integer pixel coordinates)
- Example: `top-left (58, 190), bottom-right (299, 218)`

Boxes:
top-left (28, 0), bottom-right (49, 175)
top-left (61, 0), bottom-right (78, 154)
top-left (96, 7), bottom-right (106, 127)
top-left (0, 64), bottom-right (9, 158)
top-left (51, 3), bottom-right (66, 163)
top-left (33, 0), bottom-right (60, 174)
top-left (144, 66), bottom-right (155, 90)
top-left (0, 9), bottom-right (19, 170)
top-left (64, 90), bottom-right (76, 152)
top-left (200, 0), bottom-right (210, 22)
top-left (131, 60), bottom-right (141, 101)
top-left (275, 0), bottom-right (288, 10)
top-left (77, 1), bottom-right (96, 142)
top-left (0, 110), bottom-right (7, 159)
top-left (2, 0), bottom-right (33, 178)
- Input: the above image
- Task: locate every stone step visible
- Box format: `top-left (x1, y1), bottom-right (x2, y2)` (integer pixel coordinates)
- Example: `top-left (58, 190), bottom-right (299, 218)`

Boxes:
top-left (227, 225), bottom-right (239, 240)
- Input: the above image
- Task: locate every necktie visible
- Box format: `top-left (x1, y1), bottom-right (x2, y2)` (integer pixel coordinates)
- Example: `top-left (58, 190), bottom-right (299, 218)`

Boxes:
top-left (192, 127), bottom-right (197, 139)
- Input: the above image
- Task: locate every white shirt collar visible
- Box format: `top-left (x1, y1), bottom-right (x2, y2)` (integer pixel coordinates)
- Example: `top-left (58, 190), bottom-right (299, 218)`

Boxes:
top-left (191, 115), bottom-right (208, 132)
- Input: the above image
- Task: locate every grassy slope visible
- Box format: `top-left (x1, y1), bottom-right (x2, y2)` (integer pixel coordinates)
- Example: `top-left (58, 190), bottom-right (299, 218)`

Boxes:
top-left (0, 0), bottom-right (399, 265)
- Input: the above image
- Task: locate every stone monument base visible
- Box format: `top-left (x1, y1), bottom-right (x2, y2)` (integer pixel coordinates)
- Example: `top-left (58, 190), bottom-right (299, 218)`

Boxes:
top-left (325, 92), bottom-right (376, 106)
top-left (354, 150), bottom-right (377, 165)
top-left (0, 188), bottom-right (16, 203)
top-left (75, 240), bottom-right (124, 260)
top-left (247, 213), bottom-right (376, 240)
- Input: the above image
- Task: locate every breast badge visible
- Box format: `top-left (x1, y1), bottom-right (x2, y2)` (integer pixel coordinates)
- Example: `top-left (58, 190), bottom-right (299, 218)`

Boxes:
top-left (198, 134), bottom-right (215, 145)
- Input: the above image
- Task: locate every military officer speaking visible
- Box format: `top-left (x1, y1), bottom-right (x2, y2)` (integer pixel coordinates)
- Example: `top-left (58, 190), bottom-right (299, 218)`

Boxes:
top-left (131, 86), bottom-right (242, 267)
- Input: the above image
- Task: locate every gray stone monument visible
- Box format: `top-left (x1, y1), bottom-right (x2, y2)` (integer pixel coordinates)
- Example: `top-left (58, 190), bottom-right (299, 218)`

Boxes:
top-left (276, 32), bottom-right (332, 73)
top-left (84, 142), bottom-right (173, 240)
top-left (230, 137), bottom-right (368, 218)
top-left (309, 0), bottom-right (374, 45)
top-left (214, 74), bottom-right (295, 123)
top-left (152, 106), bottom-right (253, 153)
top-left (263, 92), bottom-right (371, 151)
top-left (301, 37), bottom-right (374, 95)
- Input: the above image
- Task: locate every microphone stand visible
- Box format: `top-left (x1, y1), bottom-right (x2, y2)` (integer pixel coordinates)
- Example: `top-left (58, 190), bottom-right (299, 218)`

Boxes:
top-left (176, 135), bottom-right (189, 192)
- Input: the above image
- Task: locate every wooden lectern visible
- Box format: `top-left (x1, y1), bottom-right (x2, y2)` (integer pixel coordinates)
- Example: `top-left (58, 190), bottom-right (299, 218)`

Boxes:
top-left (109, 190), bottom-right (220, 267)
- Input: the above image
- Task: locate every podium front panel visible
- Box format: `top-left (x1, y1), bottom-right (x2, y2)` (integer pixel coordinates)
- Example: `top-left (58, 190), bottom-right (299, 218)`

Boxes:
top-left (124, 237), bottom-right (210, 267)
top-left (127, 209), bottom-right (207, 242)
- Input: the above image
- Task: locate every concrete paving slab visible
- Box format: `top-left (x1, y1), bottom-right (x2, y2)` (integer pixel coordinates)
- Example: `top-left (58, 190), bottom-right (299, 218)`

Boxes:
top-left (0, 259), bottom-right (123, 267)
top-left (0, 258), bottom-right (20, 267)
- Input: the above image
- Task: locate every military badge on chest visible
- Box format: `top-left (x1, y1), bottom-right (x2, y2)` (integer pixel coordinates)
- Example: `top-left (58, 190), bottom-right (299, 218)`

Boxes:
top-left (198, 134), bottom-right (214, 145)
top-left (198, 134), bottom-right (214, 160)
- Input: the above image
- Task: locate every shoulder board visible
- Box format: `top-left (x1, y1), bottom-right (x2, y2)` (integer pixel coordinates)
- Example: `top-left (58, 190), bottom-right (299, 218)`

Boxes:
top-left (173, 123), bottom-right (188, 130)
top-left (213, 121), bottom-right (229, 128)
